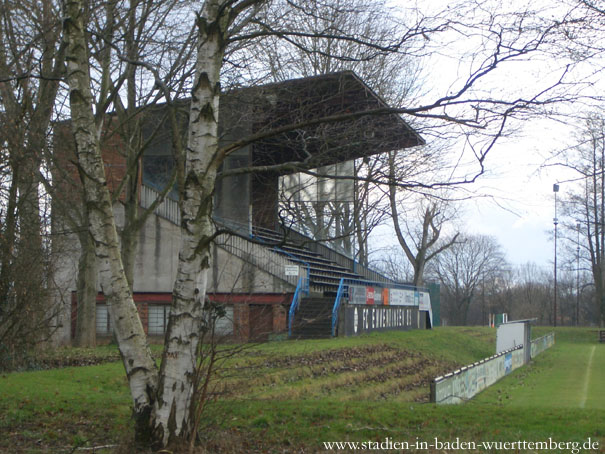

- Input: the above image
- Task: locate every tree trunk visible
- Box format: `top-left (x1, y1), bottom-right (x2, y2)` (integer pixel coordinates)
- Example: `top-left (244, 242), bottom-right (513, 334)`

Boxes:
top-left (62, 0), bottom-right (158, 441)
top-left (121, 224), bottom-right (139, 291)
top-left (413, 261), bottom-right (425, 287)
top-left (151, 1), bottom-right (226, 446)
top-left (74, 230), bottom-right (98, 347)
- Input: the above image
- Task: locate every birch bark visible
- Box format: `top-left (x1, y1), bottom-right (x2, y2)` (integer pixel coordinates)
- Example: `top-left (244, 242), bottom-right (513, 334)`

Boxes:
top-left (151, 0), bottom-right (227, 446)
top-left (65, 0), bottom-right (263, 447)
top-left (62, 0), bottom-right (158, 439)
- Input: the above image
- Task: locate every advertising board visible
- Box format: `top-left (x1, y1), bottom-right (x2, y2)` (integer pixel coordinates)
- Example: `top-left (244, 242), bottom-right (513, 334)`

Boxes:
top-left (418, 292), bottom-right (430, 311)
top-left (343, 305), bottom-right (418, 335)
top-left (389, 288), bottom-right (416, 306)
top-left (349, 285), bottom-right (385, 305)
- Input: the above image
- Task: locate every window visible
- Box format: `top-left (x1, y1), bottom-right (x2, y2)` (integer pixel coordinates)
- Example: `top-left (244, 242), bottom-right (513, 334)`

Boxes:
top-left (214, 306), bottom-right (233, 336)
top-left (148, 305), bottom-right (169, 335)
top-left (96, 305), bottom-right (112, 335)
top-left (147, 304), bottom-right (234, 336)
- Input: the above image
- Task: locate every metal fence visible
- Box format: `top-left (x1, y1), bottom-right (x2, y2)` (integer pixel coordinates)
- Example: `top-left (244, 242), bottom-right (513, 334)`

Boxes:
top-left (140, 184), bottom-right (300, 289)
top-left (140, 184), bottom-right (180, 225)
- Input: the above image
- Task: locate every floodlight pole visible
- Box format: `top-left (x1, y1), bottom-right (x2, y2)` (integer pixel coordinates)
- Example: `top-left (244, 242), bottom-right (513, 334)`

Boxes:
top-left (576, 221), bottom-right (581, 326)
top-left (553, 183), bottom-right (559, 328)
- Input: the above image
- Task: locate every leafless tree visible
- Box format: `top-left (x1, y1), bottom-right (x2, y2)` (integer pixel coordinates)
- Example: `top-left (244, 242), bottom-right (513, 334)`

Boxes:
top-left (242, 0), bottom-right (426, 265)
top-left (0, 0), bottom-right (66, 355)
top-left (552, 114), bottom-right (605, 327)
top-left (387, 148), bottom-right (461, 286)
top-left (429, 234), bottom-right (509, 325)
top-left (513, 262), bottom-right (554, 324)
top-left (49, 0), bottom-right (197, 346)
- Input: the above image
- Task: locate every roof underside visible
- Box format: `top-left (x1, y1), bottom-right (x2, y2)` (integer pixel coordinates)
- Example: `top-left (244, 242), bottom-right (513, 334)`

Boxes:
top-left (140, 72), bottom-right (424, 171)
top-left (219, 71), bottom-right (424, 170)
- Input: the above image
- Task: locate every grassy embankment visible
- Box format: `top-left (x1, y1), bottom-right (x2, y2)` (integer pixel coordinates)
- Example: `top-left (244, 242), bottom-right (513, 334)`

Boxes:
top-left (0, 327), bottom-right (603, 453)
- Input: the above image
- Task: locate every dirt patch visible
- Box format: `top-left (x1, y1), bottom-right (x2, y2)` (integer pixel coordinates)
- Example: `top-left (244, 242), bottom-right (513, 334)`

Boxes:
top-left (260, 344), bottom-right (423, 369)
top-left (216, 344), bottom-right (459, 402)
top-left (35, 354), bottom-right (122, 369)
top-left (0, 419), bottom-right (120, 454)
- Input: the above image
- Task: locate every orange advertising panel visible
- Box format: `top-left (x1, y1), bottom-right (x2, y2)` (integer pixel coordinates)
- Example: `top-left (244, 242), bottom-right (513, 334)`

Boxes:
top-left (382, 288), bottom-right (389, 305)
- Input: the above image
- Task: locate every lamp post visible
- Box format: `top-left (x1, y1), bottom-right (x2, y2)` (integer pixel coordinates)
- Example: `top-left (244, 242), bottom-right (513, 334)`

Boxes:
top-left (553, 183), bottom-right (559, 328)
top-left (576, 221), bottom-right (581, 326)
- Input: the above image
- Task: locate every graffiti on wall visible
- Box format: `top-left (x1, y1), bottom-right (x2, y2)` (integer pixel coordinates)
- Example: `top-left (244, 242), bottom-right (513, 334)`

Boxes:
top-left (431, 346), bottom-right (525, 404)
top-left (530, 333), bottom-right (555, 358)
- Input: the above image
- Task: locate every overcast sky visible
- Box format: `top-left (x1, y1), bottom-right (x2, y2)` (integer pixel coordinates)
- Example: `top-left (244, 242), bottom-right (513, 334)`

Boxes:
top-left (377, 0), bottom-right (605, 271)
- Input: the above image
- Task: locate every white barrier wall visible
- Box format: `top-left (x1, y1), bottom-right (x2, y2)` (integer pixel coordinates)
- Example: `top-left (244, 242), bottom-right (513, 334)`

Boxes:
top-left (431, 346), bottom-right (525, 404)
top-left (496, 321), bottom-right (532, 364)
top-left (432, 331), bottom-right (556, 405)
top-left (530, 332), bottom-right (555, 358)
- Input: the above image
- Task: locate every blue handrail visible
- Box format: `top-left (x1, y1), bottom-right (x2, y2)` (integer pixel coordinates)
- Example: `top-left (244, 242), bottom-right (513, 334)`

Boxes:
top-left (288, 275), bottom-right (308, 337)
top-left (331, 278), bottom-right (346, 337)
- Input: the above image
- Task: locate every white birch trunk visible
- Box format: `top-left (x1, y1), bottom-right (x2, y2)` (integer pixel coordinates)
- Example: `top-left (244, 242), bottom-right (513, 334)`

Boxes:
top-left (62, 0), bottom-right (158, 441)
top-left (151, 1), bottom-right (227, 446)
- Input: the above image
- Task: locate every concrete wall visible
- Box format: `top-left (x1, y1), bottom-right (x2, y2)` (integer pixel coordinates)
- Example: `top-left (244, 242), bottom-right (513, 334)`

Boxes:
top-left (125, 205), bottom-right (296, 295)
top-left (214, 146), bottom-right (251, 226)
top-left (210, 242), bottom-right (295, 294)
top-left (496, 322), bottom-right (527, 352)
top-left (530, 332), bottom-right (555, 358)
top-left (131, 207), bottom-right (180, 292)
top-left (50, 230), bottom-right (81, 344)
top-left (496, 321), bottom-right (532, 364)
top-left (431, 346), bottom-right (525, 404)
top-left (432, 331), bottom-right (556, 405)
top-left (58, 202), bottom-right (296, 302)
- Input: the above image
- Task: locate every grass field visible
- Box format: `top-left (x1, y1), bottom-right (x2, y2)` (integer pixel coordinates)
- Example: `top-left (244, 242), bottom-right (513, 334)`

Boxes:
top-left (0, 327), bottom-right (603, 453)
top-left (483, 339), bottom-right (605, 410)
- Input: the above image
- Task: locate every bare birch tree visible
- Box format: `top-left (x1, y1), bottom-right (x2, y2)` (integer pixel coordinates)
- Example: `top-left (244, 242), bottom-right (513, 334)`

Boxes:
top-left (52, 0), bottom-right (196, 346)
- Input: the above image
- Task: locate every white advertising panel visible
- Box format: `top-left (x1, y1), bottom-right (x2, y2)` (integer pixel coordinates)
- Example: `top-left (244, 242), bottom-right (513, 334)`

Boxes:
top-left (418, 292), bottom-right (431, 311)
top-left (496, 322), bottom-right (526, 354)
top-left (389, 288), bottom-right (416, 306)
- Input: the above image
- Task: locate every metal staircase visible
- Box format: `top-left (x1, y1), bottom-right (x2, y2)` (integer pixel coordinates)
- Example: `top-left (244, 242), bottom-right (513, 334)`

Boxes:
top-left (250, 226), bottom-right (372, 339)
top-left (251, 226), bottom-right (365, 296)
top-left (139, 184), bottom-right (396, 338)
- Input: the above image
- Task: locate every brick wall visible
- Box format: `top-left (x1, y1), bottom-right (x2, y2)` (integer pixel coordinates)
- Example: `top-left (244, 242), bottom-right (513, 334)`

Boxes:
top-left (233, 304), bottom-right (250, 342)
top-left (71, 293), bottom-right (151, 338)
top-left (137, 303), bottom-right (149, 335)
top-left (272, 304), bottom-right (287, 333)
top-left (53, 120), bottom-right (132, 203)
top-left (71, 293), bottom-right (291, 343)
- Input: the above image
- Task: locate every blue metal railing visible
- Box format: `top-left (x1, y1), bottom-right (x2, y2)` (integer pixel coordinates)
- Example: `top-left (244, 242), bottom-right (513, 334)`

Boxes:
top-left (288, 274), bottom-right (310, 337)
top-left (331, 278), bottom-right (429, 337)
top-left (331, 278), bottom-right (347, 337)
